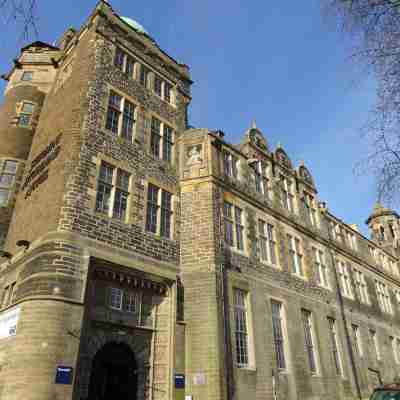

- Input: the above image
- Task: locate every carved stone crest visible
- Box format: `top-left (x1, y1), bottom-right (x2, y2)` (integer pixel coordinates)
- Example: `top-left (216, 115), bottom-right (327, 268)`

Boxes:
top-left (186, 145), bottom-right (203, 165)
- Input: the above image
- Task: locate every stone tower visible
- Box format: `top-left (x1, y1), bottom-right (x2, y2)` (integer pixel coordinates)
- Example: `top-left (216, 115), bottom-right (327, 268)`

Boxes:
top-left (0, 41), bottom-right (60, 251)
top-left (366, 202), bottom-right (400, 254)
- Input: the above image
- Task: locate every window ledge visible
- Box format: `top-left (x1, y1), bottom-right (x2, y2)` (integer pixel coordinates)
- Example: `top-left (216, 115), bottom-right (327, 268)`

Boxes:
top-left (236, 366), bottom-right (257, 372)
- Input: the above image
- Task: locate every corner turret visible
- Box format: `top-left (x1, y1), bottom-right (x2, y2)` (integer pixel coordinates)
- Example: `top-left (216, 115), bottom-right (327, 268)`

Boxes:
top-left (366, 202), bottom-right (400, 254)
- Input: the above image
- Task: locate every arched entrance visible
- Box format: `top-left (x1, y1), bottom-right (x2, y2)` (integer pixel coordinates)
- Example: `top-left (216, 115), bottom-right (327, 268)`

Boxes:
top-left (88, 342), bottom-right (137, 400)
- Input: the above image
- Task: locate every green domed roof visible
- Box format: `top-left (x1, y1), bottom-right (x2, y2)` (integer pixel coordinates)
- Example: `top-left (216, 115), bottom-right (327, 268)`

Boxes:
top-left (120, 16), bottom-right (148, 35)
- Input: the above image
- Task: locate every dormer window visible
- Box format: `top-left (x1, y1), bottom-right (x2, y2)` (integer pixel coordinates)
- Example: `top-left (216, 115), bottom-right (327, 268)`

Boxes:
top-left (303, 192), bottom-right (317, 227)
top-left (21, 71), bottom-right (33, 81)
top-left (114, 47), bottom-right (137, 79)
top-left (223, 151), bottom-right (238, 179)
top-left (280, 175), bottom-right (294, 212)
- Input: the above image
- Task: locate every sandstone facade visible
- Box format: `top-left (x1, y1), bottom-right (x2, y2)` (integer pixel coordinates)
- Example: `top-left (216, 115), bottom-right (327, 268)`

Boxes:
top-left (0, 2), bottom-right (399, 400)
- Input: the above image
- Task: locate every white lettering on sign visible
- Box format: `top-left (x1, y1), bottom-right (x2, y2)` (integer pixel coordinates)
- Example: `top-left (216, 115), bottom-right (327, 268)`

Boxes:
top-left (0, 307), bottom-right (20, 340)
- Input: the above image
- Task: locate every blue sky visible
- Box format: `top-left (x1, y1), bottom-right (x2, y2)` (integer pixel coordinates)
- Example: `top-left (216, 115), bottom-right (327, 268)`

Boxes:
top-left (0, 0), bottom-right (378, 236)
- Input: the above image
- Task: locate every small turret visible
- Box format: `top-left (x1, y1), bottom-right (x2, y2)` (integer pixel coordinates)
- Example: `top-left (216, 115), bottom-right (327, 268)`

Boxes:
top-left (366, 202), bottom-right (400, 254)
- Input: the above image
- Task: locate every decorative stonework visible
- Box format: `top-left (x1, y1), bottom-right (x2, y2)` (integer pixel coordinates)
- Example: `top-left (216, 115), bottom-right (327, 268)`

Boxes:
top-left (186, 144), bottom-right (203, 166)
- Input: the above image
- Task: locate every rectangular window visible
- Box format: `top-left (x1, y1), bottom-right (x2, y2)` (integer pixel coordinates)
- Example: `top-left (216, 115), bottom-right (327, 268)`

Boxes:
top-left (281, 175), bottom-right (294, 212)
top-left (162, 125), bottom-right (174, 162)
top-left (302, 309), bottom-right (318, 374)
top-left (110, 287), bottom-right (123, 310)
top-left (223, 202), bottom-right (244, 251)
top-left (328, 317), bottom-right (342, 375)
top-left (312, 248), bottom-right (329, 288)
top-left (105, 90), bottom-right (136, 142)
top-left (146, 184), bottom-right (159, 234)
top-left (235, 207), bottom-right (244, 251)
top-left (164, 82), bottom-right (172, 103)
top-left (150, 118), bottom-right (174, 163)
top-left (222, 151), bottom-right (238, 179)
top-left (96, 162), bottom-right (114, 215)
top-left (114, 47), bottom-right (125, 70)
top-left (375, 280), bottom-right (393, 314)
top-left (114, 47), bottom-right (136, 78)
top-left (113, 170), bottom-right (130, 220)
top-left (271, 300), bottom-right (286, 370)
top-left (96, 162), bottom-right (131, 222)
top-left (234, 289), bottom-right (249, 367)
top-left (150, 117), bottom-right (162, 158)
top-left (154, 76), bottom-right (163, 97)
top-left (259, 220), bottom-right (276, 265)
top-left (140, 65), bottom-right (149, 88)
top-left (160, 190), bottom-right (173, 238)
top-left (354, 269), bottom-right (369, 304)
top-left (337, 261), bottom-right (353, 298)
top-left (106, 91), bottom-right (122, 135)
top-left (224, 202), bottom-right (234, 246)
top-left (125, 55), bottom-right (136, 78)
top-left (370, 329), bottom-right (380, 361)
top-left (287, 235), bottom-right (303, 276)
top-left (21, 71), bottom-right (33, 81)
top-left (346, 231), bottom-right (358, 250)
top-left (0, 160), bottom-right (18, 206)
top-left (122, 291), bottom-right (140, 313)
top-left (352, 324), bottom-right (363, 357)
top-left (253, 161), bottom-right (263, 195)
top-left (18, 102), bottom-right (34, 127)
top-left (304, 193), bottom-right (317, 227)
top-left (121, 100), bottom-right (136, 142)
top-left (145, 184), bottom-right (173, 238)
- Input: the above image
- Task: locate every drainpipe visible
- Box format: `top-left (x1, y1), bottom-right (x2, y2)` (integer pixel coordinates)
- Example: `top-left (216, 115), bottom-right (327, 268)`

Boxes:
top-left (220, 262), bottom-right (234, 400)
top-left (320, 202), bottom-right (362, 400)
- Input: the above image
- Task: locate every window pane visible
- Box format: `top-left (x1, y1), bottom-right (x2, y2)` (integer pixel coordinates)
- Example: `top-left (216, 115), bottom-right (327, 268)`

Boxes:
top-left (19, 114), bottom-right (31, 127)
top-left (151, 118), bottom-right (161, 158)
top-left (110, 287), bottom-right (122, 309)
top-left (114, 48), bottom-right (125, 70)
top-left (154, 76), bottom-right (163, 97)
top-left (146, 184), bottom-right (159, 233)
top-left (271, 300), bottom-right (286, 370)
top-left (21, 71), bottom-right (33, 81)
top-left (106, 92), bottom-right (122, 134)
top-left (0, 189), bottom-right (9, 206)
top-left (140, 65), bottom-right (149, 87)
top-left (116, 170), bottom-right (130, 191)
top-left (160, 190), bottom-right (172, 238)
top-left (0, 174), bottom-right (14, 188)
top-left (125, 56), bottom-right (135, 77)
top-left (234, 289), bottom-right (249, 366)
top-left (302, 309), bottom-right (317, 373)
top-left (113, 189), bottom-right (129, 220)
top-left (163, 125), bottom-right (173, 162)
top-left (121, 100), bottom-right (135, 141)
top-left (22, 103), bottom-right (34, 114)
top-left (164, 82), bottom-right (172, 103)
top-left (4, 161), bottom-right (17, 174)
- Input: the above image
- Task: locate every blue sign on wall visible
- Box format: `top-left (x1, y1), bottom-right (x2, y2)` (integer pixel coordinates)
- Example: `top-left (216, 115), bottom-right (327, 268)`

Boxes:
top-left (175, 374), bottom-right (185, 389)
top-left (55, 366), bottom-right (73, 384)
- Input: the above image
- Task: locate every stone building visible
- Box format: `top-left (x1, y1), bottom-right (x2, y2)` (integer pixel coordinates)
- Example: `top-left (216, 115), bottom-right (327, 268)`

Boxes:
top-left (0, 2), bottom-right (399, 399)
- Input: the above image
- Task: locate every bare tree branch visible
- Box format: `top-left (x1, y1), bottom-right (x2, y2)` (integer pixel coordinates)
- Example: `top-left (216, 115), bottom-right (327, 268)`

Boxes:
top-left (0, 0), bottom-right (38, 40)
top-left (324, 0), bottom-right (400, 206)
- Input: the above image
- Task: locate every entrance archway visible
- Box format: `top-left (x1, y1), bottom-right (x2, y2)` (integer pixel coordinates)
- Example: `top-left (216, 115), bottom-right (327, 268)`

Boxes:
top-left (88, 342), bottom-right (137, 400)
